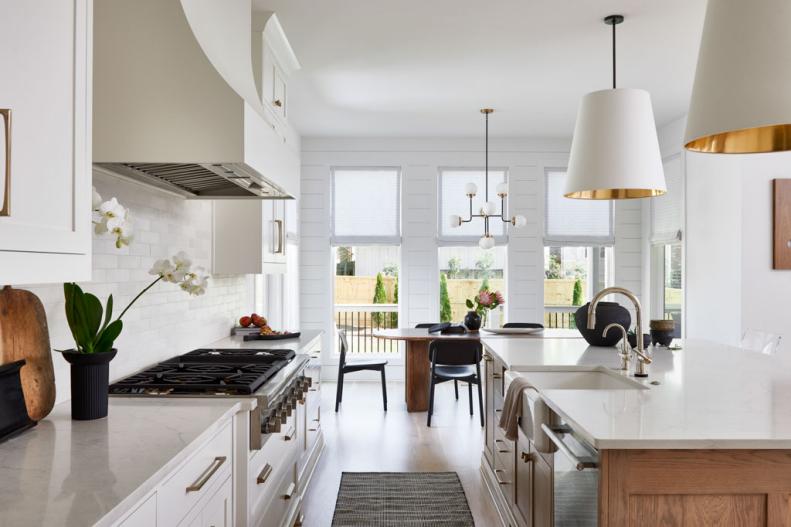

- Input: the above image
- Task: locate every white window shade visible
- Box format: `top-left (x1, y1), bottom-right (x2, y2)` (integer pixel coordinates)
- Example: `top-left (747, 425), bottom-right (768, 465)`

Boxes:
top-left (332, 168), bottom-right (400, 245)
top-left (651, 156), bottom-right (683, 244)
top-left (439, 169), bottom-right (507, 243)
top-left (545, 169), bottom-right (613, 245)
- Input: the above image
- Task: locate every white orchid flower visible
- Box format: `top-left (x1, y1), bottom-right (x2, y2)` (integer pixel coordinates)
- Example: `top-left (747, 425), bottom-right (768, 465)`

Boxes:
top-left (149, 259), bottom-right (174, 277)
top-left (172, 251), bottom-right (192, 271)
top-left (94, 219), bottom-right (109, 235)
top-left (108, 217), bottom-right (134, 248)
top-left (92, 187), bottom-right (103, 209)
top-left (98, 197), bottom-right (126, 221)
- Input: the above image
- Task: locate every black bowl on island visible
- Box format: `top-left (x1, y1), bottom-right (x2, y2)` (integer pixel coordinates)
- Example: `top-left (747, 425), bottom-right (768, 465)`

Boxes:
top-left (574, 302), bottom-right (632, 347)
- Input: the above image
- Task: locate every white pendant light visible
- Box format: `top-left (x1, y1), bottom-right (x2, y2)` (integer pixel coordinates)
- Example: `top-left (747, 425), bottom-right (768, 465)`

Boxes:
top-left (447, 109), bottom-right (527, 249)
top-left (685, 0), bottom-right (791, 154)
top-left (564, 15), bottom-right (665, 199)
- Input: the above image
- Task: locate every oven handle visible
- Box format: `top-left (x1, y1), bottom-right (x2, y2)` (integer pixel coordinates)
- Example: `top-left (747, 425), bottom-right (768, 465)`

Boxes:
top-left (541, 424), bottom-right (598, 471)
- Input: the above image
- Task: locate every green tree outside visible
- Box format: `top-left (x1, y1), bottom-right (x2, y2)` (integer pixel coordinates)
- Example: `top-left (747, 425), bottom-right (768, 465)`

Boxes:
top-left (372, 272), bottom-right (387, 326)
top-left (439, 273), bottom-right (452, 322)
top-left (572, 277), bottom-right (584, 306)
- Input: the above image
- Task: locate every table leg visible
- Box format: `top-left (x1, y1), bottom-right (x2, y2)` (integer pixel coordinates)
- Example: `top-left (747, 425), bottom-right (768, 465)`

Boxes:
top-left (405, 340), bottom-right (429, 412)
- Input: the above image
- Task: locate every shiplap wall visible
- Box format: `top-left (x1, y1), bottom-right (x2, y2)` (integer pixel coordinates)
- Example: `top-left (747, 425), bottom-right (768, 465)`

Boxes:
top-left (300, 137), bottom-right (645, 374)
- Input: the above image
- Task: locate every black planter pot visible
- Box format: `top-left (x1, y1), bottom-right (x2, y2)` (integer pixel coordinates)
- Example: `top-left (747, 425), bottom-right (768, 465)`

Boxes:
top-left (62, 349), bottom-right (117, 420)
top-left (464, 311), bottom-right (482, 331)
top-left (651, 329), bottom-right (674, 347)
top-left (628, 333), bottom-right (652, 350)
top-left (574, 302), bottom-right (632, 347)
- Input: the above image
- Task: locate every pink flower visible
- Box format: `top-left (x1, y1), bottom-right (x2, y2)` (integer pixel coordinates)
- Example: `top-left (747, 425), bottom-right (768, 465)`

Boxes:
top-left (477, 291), bottom-right (492, 307)
top-left (494, 291), bottom-right (505, 305)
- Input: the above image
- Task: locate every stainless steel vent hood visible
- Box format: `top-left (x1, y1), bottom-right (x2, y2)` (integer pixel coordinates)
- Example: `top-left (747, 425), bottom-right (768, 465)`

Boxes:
top-left (93, 0), bottom-right (300, 199)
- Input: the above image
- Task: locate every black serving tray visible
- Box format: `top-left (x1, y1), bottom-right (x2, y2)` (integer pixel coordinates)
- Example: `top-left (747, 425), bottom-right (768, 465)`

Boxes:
top-left (243, 332), bottom-right (301, 341)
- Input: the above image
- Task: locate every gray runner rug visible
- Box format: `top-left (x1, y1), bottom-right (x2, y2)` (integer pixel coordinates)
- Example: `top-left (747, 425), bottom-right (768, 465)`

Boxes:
top-left (331, 472), bottom-right (475, 526)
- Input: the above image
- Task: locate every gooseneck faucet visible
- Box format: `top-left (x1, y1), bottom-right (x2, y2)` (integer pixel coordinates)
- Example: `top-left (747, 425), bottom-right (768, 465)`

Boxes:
top-left (589, 286), bottom-right (652, 377)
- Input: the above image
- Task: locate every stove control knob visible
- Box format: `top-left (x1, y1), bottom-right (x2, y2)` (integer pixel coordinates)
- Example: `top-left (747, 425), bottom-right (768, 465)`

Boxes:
top-left (279, 406), bottom-right (289, 420)
top-left (305, 377), bottom-right (313, 387)
top-left (264, 415), bottom-right (281, 434)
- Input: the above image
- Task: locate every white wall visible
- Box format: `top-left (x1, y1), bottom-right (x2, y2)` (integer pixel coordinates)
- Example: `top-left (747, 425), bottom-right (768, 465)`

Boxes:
top-left (300, 137), bottom-right (645, 372)
top-left (660, 115), bottom-right (791, 346)
top-left (21, 173), bottom-right (250, 404)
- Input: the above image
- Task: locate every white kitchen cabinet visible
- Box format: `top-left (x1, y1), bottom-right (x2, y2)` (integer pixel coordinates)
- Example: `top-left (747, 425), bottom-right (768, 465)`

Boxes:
top-left (0, 0), bottom-right (92, 284)
top-left (213, 199), bottom-right (291, 275)
top-left (115, 493), bottom-right (157, 527)
top-left (258, 14), bottom-right (299, 127)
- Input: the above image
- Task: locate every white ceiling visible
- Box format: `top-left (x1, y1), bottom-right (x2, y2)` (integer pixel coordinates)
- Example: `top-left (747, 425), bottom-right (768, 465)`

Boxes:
top-left (254, 0), bottom-right (707, 138)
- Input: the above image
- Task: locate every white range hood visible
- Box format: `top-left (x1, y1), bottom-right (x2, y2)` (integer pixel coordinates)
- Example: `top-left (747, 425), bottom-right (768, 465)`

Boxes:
top-left (93, 0), bottom-right (300, 199)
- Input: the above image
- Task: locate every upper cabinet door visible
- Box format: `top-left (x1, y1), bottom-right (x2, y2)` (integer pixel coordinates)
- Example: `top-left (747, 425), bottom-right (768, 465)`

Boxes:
top-left (0, 0), bottom-right (92, 283)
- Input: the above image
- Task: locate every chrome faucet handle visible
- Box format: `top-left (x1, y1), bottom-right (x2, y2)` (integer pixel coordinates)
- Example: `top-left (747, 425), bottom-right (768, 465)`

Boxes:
top-left (603, 323), bottom-right (631, 371)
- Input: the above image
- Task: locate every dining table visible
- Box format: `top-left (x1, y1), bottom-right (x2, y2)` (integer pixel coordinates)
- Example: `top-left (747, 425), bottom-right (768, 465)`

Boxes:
top-left (372, 327), bottom-right (580, 412)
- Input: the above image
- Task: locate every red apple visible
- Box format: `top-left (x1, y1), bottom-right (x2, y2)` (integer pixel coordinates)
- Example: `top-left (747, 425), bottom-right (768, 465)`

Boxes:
top-left (239, 316), bottom-right (252, 327)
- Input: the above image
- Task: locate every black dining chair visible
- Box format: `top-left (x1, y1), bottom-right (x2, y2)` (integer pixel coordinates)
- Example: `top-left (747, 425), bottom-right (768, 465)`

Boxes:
top-left (503, 322), bottom-right (545, 329)
top-left (415, 323), bottom-right (465, 401)
top-left (335, 330), bottom-right (388, 412)
top-left (427, 339), bottom-right (484, 427)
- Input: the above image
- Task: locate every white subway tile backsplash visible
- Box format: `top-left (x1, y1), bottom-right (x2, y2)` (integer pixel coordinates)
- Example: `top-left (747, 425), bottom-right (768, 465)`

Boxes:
top-left (22, 175), bottom-right (248, 404)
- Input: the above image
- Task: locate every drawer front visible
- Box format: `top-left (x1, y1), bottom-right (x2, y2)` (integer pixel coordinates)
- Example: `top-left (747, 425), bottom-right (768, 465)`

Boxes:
top-left (258, 467), bottom-right (298, 527)
top-left (158, 421), bottom-right (233, 527)
top-left (115, 492), bottom-right (156, 527)
top-left (249, 412), bottom-right (299, 519)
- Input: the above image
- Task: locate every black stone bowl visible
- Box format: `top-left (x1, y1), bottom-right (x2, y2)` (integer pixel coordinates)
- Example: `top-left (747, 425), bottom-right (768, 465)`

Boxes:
top-left (651, 329), bottom-right (674, 347)
top-left (574, 302), bottom-right (631, 347)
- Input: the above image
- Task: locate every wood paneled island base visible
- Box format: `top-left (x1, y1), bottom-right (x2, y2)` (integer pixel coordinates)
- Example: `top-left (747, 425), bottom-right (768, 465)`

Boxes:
top-left (600, 449), bottom-right (791, 526)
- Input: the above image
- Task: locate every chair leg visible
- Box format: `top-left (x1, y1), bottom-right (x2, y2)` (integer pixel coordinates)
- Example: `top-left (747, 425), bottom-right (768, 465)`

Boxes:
top-left (380, 368), bottom-right (388, 412)
top-left (476, 364), bottom-right (484, 427)
top-left (335, 370), bottom-right (344, 412)
top-left (427, 376), bottom-right (436, 427)
top-left (468, 381), bottom-right (473, 415)
top-left (454, 379), bottom-right (459, 400)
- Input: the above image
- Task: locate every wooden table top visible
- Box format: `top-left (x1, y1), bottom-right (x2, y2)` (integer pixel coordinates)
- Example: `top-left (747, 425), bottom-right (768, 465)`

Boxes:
top-left (373, 328), bottom-right (581, 341)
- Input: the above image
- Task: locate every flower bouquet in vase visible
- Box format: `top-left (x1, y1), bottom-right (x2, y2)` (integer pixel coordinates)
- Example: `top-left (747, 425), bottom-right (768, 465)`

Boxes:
top-left (464, 289), bottom-right (505, 331)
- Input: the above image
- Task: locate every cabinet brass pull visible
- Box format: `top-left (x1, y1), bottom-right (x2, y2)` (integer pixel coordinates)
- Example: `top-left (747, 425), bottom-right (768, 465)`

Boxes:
top-left (521, 451), bottom-right (533, 463)
top-left (0, 109), bottom-right (10, 217)
top-left (185, 456), bottom-right (226, 492)
top-left (273, 99), bottom-right (283, 107)
top-left (256, 463), bottom-right (273, 485)
top-left (273, 219), bottom-right (285, 254)
top-left (284, 426), bottom-right (296, 441)
top-left (283, 482), bottom-right (296, 500)
top-left (494, 469), bottom-right (511, 485)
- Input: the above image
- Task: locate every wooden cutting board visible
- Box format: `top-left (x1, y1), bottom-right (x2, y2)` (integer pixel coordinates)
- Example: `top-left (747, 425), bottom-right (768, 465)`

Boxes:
top-left (0, 286), bottom-right (55, 421)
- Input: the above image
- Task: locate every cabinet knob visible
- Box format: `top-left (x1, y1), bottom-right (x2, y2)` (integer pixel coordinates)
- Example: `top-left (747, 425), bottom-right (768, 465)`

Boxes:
top-left (273, 99), bottom-right (283, 107)
top-left (520, 451), bottom-right (533, 463)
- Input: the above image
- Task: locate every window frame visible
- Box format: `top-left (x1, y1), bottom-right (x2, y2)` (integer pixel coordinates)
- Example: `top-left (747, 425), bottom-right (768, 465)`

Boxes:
top-left (650, 153), bottom-right (684, 245)
top-left (650, 242), bottom-right (683, 337)
top-left (330, 166), bottom-right (402, 246)
top-left (437, 166), bottom-right (510, 246)
top-left (543, 167), bottom-right (614, 247)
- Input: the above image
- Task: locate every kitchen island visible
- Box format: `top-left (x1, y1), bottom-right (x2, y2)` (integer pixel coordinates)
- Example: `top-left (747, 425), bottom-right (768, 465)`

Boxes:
top-left (481, 336), bottom-right (791, 526)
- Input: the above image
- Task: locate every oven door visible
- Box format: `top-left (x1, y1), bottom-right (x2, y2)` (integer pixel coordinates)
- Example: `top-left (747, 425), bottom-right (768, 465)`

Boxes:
top-left (542, 423), bottom-right (599, 526)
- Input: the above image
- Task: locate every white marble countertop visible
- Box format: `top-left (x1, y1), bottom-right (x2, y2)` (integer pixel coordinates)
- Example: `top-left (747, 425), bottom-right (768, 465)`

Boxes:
top-left (483, 336), bottom-right (791, 449)
top-left (0, 330), bottom-right (323, 527)
top-left (0, 397), bottom-right (253, 527)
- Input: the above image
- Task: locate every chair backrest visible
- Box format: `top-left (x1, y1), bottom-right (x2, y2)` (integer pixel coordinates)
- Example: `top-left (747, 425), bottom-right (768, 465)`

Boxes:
top-left (337, 329), bottom-right (349, 368)
top-left (741, 329), bottom-right (781, 355)
top-left (503, 322), bottom-right (545, 329)
top-left (430, 340), bottom-right (482, 366)
top-left (415, 323), bottom-right (438, 328)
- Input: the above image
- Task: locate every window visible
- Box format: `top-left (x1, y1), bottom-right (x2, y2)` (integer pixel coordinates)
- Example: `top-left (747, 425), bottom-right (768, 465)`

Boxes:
top-left (332, 168), bottom-right (400, 245)
top-left (438, 246), bottom-right (506, 324)
top-left (544, 169), bottom-right (613, 328)
top-left (334, 246), bottom-right (400, 354)
top-left (439, 168), bottom-right (508, 243)
top-left (331, 168), bottom-right (401, 355)
top-left (651, 155), bottom-right (683, 336)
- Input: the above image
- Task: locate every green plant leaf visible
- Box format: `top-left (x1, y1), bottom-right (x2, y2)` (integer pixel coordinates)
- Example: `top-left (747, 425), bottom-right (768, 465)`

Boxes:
top-left (83, 293), bottom-right (103, 339)
top-left (70, 284), bottom-right (94, 353)
top-left (101, 294), bottom-right (113, 332)
top-left (465, 299), bottom-right (474, 309)
top-left (95, 319), bottom-right (123, 354)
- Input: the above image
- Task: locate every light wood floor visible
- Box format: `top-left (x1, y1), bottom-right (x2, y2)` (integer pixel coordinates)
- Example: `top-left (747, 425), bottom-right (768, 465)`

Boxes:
top-left (301, 380), bottom-right (501, 526)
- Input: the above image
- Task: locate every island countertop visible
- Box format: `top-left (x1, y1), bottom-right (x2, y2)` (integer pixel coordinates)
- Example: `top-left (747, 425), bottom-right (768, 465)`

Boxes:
top-left (483, 336), bottom-right (791, 449)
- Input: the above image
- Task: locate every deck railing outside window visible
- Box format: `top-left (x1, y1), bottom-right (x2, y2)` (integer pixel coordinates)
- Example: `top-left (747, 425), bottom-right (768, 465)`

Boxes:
top-left (334, 303), bottom-right (400, 355)
top-left (543, 306), bottom-right (578, 329)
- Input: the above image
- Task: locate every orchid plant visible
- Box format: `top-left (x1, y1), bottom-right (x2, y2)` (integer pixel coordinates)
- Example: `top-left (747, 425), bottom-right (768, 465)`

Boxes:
top-left (62, 251), bottom-right (209, 354)
top-left (466, 289), bottom-right (505, 318)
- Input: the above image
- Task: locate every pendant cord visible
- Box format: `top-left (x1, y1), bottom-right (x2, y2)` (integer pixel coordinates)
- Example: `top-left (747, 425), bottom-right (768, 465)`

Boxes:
top-left (484, 111), bottom-right (489, 201)
top-left (612, 20), bottom-right (617, 89)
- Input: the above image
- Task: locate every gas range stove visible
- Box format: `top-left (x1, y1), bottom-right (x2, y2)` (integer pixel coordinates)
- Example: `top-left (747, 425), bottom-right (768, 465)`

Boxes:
top-left (108, 348), bottom-right (296, 396)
